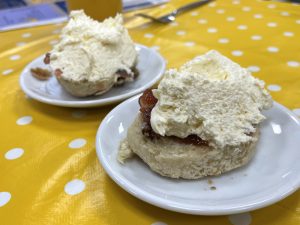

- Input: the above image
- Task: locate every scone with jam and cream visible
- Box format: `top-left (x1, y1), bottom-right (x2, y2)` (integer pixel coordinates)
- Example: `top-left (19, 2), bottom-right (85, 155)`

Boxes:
top-left (44, 10), bottom-right (138, 97)
top-left (118, 50), bottom-right (272, 179)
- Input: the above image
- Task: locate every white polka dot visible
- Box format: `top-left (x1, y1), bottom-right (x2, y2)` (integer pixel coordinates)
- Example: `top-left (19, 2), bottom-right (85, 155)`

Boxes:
top-left (207, 27), bottom-right (218, 33)
top-left (253, 14), bottom-right (263, 19)
top-left (227, 16), bottom-right (235, 22)
top-left (232, 0), bottom-right (240, 5)
top-left (5, 148), bottom-right (24, 160)
top-left (228, 213), bottom-right (252, 225)
top-left (218, 38), bottom-right (229, 44)
top-left (280, 11), bottom-right (290, 16)
top-left (283, 31), bottom-right (294, 37)
top-left (22, 33), bottom-right (31, 38)
top-left (247, 66), bottom-right (260, 72)
top-left (267, 84), bottom-right (281, 92)
top-left (151, 46), bottom-right (160, 51)
top-left (267, 46), bottom-right (279, 53)
top-left (267, 22), bottom-right (277, 27)
top-left (231, 50), bottom-right (243, 56)
top-left (10, 55), bottom-right (20, 60)
top-left (268, 4), bottom-right (276, 9)
top-left (190, 11), bottom-right (199, 16)
top-left (49, 39), bottom-right (58, 45)
top-left (151, 222), bottom-right (167, 225)
top-left (170, 22), bottom-right (178, 26)
top-left (198, 19), bottom-right (207, 24)
top-left (2, 69), bottom-right (13, 75)
top-left (0, 192), bottom-right (11, 207)
top-left (159, 4), bottom-right (166, 9)
top-left (251, 35), bottom-right (262, 40)
top-left (64, 179), bottom-right (85, 195)
top-left (287, 61), bottom-right (300, 67)
top-left (176, 30), bottom-right (186, 36)
top-left (71, 110), bottom-right (86, 118)
top-left (16, 116), bottom-right (32, 125)
top-left (144, 33), bottom-right (154, 38)
top-left (184, 42), bottom-right (195, 47)
top-left (208, 2), bottom-right (216, 7)
top-left (242, 6), bottom-right (251, 12)
top-left (69, 138), bottom-right (87, 149)
top-left (296, 20), bottom-right (300, 24)
top-left (237, 25), bottom-right (248, 30)
top-left (216, 9), bottom-right (225, 14)
top-left (16, 42), bottom-right (26, 46)
top-left (292, 109), bottom-right (300, 116)
top-left (52, 29), bottom-right (61, 34)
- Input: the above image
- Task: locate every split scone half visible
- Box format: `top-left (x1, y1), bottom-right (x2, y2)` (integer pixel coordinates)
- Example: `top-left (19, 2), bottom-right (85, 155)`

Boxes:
top-left (118, 50), bottom-right (272, 179)
top-left (44, 10), bottom-right (138, 97)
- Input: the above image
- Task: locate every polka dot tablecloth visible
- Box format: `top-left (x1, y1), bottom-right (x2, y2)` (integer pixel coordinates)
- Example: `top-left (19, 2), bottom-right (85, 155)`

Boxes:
top-left (0, 0), bottom-right (300, 224)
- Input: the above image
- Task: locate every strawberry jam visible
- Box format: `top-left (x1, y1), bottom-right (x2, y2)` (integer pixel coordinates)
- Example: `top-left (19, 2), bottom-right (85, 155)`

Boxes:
top-left (139, 89), bottom-right (208, 146)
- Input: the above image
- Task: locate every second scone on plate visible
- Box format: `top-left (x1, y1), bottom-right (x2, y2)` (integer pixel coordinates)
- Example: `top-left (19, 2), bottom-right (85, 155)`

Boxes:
top-left (118, 50), bottom-right (273, 179)
top-left (45, 10), bottom-right (138, 97)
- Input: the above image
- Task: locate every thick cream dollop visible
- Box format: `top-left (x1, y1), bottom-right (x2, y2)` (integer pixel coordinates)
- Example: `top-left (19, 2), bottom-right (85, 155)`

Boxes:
top-left (49, 10), bottom-right (137, 83)
top-left (150, 50), bottom-right (272, 147)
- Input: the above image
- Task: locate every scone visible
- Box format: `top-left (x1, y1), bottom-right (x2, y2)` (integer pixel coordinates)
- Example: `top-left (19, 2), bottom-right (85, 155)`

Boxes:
top-left (120, 115), bottom-right (259, 179)
top-left (44, 10), bottom-right (138, 97)
top-left (118, 50), bottom-right (273, 179)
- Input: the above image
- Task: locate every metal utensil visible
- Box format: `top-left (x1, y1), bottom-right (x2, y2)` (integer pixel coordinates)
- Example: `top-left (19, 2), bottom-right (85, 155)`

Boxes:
top-left (135, 0), bottom-right (213, 24)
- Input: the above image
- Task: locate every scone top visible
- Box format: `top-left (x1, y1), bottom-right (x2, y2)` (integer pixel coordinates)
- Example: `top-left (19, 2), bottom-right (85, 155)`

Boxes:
top-left (150, 50), bottom-right (273, 148)
top-left (48, 10), bottom-right (137, 83)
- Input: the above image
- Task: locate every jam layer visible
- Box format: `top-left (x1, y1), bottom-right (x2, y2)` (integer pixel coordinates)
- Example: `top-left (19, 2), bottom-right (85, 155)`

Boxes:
top-left (139, 89), bottom-right (208, 146)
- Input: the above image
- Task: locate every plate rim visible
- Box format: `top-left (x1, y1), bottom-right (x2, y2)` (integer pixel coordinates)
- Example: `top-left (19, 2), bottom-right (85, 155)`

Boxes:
top-left (95, 95), bottom-right (300, 215)
top-left (19, 44), bottom-right (166, 108)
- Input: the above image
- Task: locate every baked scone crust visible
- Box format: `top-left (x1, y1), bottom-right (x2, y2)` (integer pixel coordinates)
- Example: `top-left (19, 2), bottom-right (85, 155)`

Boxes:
top-left (56, 75), bottom-right (115, 97)
top-left (119, 114), bottom-right (259, 179)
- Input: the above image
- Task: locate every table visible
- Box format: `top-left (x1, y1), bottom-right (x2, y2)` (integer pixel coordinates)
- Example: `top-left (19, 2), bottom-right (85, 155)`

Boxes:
top-left (0, 0), bottom-right (299, 224)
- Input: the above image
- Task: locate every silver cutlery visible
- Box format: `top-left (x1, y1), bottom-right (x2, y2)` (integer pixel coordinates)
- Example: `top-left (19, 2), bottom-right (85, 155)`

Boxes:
top-left (135, 0), bottom-right (213, 24)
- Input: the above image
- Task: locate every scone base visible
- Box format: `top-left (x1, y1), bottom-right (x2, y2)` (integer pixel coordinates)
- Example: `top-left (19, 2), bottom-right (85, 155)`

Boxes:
top-left (118, 115), bottom-right (259, 179)
top-left (55, 66), bottom-right (139, 97)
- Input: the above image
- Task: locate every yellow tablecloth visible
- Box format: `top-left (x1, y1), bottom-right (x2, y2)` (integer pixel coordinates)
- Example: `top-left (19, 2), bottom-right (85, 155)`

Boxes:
top-left (0, 0), bottom-right (300, 224)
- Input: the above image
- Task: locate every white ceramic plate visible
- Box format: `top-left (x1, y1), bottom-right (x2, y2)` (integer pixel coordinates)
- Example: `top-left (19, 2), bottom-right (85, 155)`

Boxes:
top-left (19, 44), bottom-right (165, 107)
top-left (96, 94), bottom-right (300, 215)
